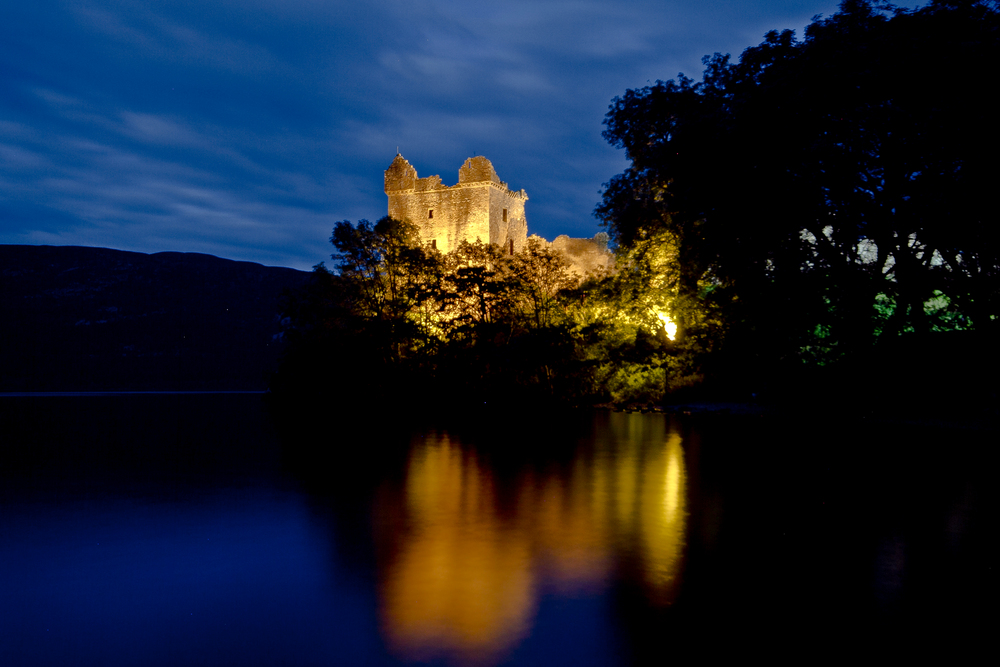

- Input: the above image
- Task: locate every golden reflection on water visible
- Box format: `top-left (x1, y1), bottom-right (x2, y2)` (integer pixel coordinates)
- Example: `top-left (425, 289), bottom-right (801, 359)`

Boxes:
top-left (380, 439), bottom-right (535, 663)
top-left (377, 413), bottom-right (687, 664)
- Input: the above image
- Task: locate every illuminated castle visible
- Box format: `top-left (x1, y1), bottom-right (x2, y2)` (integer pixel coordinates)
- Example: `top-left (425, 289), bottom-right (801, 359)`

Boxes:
top-left (384, 154), bottom-right (528, 255)
top-left (384, 153), bottom-right (613, 277)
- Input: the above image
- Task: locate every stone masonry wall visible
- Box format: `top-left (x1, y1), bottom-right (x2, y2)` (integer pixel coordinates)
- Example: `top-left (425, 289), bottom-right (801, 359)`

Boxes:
top-left (385, 154), bottom-right (528, 254)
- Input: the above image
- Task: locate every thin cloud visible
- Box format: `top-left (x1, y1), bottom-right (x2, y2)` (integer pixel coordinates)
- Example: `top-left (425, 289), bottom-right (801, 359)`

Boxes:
top-left (1, 0), bottom-right (842, 269)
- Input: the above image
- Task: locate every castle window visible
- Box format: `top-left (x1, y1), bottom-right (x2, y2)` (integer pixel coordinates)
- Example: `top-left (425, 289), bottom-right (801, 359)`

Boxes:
top-left (508, 239), bottom-right (514, 255)
top-left (428, 209), bottom-right (433, 219)
top-left (431, 239), bottom-right (437, 249)
top-left (502, 208), bottom-right (508, 222)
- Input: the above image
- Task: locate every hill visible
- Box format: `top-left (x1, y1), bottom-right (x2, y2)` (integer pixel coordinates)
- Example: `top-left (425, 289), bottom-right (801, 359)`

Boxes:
top-left (0, 245), bottom-right (311, 391)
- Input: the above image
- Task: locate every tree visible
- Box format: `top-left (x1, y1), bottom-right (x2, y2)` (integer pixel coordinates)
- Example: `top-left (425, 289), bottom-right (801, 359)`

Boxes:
top-left (331, 217), bottom-right (439, 323)
top-left (597, 0), bottom-right (1000, 387)
top-left (440, 239), bottom-right (514, 331)
top-left (277, 218), bottom-right (612, 408)
top-left (507, 237), bottom-right (578, 329)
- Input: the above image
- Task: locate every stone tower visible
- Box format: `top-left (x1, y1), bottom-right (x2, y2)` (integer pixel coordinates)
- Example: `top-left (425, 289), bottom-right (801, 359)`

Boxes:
top-left (384, 154), bottom-right (528, 254)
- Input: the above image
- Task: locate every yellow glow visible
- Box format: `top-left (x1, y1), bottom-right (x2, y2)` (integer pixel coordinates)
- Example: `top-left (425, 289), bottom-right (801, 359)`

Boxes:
top-left (656, 310), bottom-right (677, 340)
top-left (381, 437), bottom-right (535, 664)
top-left (378, 418), bottom-right (688, 663)
top-left (528, 466), bottom-right (612, 593)
top-left (638, 432), bottom-right (686, 605)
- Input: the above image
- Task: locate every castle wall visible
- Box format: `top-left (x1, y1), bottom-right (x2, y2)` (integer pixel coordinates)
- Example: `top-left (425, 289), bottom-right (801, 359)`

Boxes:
top-left (545, 233), bottom-right (614, 279)
top-left (385, 155), bottom-right (527, 254)
top-left (387, 183), bottom-right (491, 253)
top-left (489, 187), bottom-right (528, 254)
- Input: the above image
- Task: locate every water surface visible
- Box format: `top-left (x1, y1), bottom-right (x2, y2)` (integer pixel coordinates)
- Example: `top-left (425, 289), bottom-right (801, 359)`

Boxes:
top-left (1, 395), bottom-right (991, 664)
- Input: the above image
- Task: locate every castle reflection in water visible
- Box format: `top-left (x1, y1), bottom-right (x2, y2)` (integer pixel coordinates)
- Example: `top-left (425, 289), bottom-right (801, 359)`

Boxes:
top-left (374, 413), bottom-right (687, 664)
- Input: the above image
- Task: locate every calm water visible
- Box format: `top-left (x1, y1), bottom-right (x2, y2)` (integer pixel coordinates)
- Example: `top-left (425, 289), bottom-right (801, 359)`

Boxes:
top-left (1, 395), bottom-right (992, 664)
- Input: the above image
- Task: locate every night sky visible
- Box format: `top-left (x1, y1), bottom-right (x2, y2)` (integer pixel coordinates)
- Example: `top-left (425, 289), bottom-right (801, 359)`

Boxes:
top-left (1, 1), bottom-right (839, 270)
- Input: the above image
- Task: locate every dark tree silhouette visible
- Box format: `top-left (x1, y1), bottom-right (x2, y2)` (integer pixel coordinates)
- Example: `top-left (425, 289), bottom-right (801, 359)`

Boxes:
top-left (597, 0), bottom-right (999, 394)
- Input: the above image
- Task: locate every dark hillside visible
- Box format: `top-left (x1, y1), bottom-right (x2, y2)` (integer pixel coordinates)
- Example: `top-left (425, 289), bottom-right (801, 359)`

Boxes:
top-left (0, 245), bottom-right (310, 391)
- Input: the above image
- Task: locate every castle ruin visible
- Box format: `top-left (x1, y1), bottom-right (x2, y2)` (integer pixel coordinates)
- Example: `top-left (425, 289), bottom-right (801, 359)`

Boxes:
top-left (385, 154), bottom-right (528, 255)
top-left (384, 153), bottom-right (612, 277)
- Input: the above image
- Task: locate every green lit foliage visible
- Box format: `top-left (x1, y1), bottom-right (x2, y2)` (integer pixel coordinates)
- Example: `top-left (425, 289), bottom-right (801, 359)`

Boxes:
top-left (873, 289), bottom-right (973, 337)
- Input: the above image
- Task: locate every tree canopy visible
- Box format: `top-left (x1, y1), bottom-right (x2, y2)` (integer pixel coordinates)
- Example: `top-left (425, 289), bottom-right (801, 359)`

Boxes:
top-left (597, 0), bottom-right (999, 386)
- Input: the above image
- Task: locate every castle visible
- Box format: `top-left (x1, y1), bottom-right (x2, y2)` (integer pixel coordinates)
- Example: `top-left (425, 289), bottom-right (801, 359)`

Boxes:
top-left (385, 154), bottom-right (528, 255)
top-left (384, 153), bottom-right (612, 276)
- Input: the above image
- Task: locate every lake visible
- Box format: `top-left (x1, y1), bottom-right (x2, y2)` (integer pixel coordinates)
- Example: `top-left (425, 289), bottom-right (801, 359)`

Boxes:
top-left (1, 394), bottom-right (992, 664)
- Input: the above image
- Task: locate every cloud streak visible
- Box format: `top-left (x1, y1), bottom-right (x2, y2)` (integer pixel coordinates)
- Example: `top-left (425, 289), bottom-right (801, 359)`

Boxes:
top-left (1, 0), bottom-right (840, 269)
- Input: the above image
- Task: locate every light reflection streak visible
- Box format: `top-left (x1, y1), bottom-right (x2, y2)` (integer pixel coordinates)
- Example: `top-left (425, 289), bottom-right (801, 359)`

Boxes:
top-left (380, 439), bottom-right (535, 664)
top-left (640, 432), bottom-right (686, 604)
top-left (377, 415), bottom-right (688, 664)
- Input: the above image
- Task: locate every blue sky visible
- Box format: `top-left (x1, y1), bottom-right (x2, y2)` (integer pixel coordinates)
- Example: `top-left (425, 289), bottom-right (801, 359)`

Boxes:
top-left (1, 0), bottom-right (840, 270)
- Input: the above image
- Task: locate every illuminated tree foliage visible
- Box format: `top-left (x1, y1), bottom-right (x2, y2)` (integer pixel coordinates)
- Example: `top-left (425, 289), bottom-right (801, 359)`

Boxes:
top-left (277, 218), bottom-right (592, 407)
top-left (597, 0), bottom-right (999, 394)
top-left (273, 215), bottom-right (689, 409)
